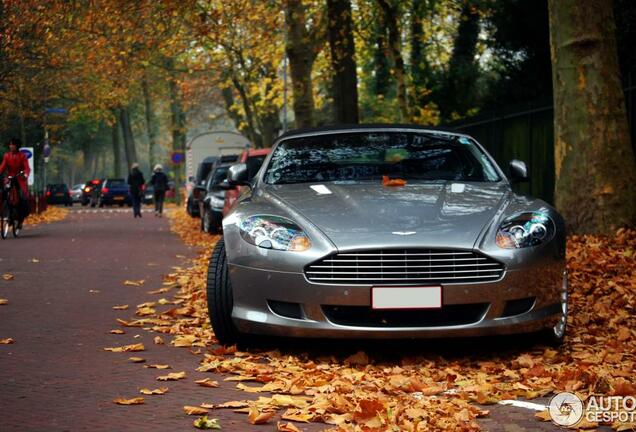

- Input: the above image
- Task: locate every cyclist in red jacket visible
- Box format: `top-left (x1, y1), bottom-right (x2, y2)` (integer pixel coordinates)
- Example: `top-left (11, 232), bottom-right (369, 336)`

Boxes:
top-left (0, 137), bottom-right (30, 198)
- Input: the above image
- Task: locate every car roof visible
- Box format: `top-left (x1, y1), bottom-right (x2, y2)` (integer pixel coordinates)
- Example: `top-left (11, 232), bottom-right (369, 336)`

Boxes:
top-left (247, 148), bottom-right (270, 157)
top-left (275, 124), bottom-right (468, 144)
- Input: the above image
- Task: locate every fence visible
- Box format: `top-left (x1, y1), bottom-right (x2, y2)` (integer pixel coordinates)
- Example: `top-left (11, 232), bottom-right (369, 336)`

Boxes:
top-left (448, 86), bottom-right (636, 205)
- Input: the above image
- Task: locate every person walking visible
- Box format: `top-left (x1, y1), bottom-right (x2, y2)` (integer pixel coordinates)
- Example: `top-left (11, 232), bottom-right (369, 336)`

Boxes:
top-left (127, 163), bottom-right (145, 218)
top-left (150, 164), bottom-right (168, 217)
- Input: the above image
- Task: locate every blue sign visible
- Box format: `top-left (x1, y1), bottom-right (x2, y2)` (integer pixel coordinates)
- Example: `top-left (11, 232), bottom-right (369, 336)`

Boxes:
top-left (20, 149), bottom-right (33, 159)
top-left (171, 152), bottom-right (185, 164)
top-left (45, 107), bottom-right (68, 115)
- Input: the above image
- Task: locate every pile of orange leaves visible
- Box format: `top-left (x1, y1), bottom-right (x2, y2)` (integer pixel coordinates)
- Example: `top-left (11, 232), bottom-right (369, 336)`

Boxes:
top-left (119, 209), bottom-right (635, 431)
top-left (25, 206), bottom-right (69, 226)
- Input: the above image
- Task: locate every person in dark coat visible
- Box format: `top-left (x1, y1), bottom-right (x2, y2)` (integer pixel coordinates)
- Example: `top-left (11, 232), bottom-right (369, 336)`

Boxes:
top-left (127, 163), bottom-right (145, 218)
top-left (150, 164), bottom-right (168, 217)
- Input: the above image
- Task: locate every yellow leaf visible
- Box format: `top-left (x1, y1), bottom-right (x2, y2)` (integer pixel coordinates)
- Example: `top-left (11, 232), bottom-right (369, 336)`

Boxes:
top-left (124, 279), bottom-right (145, 287)
top-left (154, 336), bottom-right (164, 345)
top-left (113, 397), bottom-right (144, 405)
top-left (2, 273), bottom-right (14, 281)
top-left (128, 357), bottom-right (145, 363)
top-left (139, 387), bottom-right (168, 395)
top-left (112, 304), bottom-right (129, 310)
top-left (104, 343), bottom-right (145, 352)
top-left (157, 371), bottom-right (186, 381)
top-left (0, 298), bottom-right (8, 305)
top-left (0, 338), bottom-right (15, 344)
top-left (248, 406), bottom-right (276, 424)
top-left (110, 329), bottom-right (125, 334)
top-left (145, 364), bottom-right (171, 369)
top-left (195, 378), bottom-right (220, 388)
top-left (277, 421), bottom-right (301, 432)
top-left (184, 406), bottom-right (209, 415)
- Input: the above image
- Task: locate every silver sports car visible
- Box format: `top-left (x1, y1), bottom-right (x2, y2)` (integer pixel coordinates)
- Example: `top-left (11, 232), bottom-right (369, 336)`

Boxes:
top-left (207, 126), bottom-right (567, 345)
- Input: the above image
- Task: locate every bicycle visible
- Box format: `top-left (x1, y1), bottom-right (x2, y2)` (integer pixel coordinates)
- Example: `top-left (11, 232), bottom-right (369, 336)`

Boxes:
top-left (1, 174), bottom-right (25, 239)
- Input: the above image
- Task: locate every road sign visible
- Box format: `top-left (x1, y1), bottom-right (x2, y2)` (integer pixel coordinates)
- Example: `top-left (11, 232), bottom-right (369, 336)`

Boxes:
top-left (19, 147), bottom-right (34, 186)
top-left (44, 107), bottom-right (68, 115)
top-left (171, 152), bottom-right (185, 164)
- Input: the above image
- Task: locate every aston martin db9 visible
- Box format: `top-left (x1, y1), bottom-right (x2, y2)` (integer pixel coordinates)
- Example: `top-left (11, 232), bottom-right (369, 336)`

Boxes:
top-left (207, 126), bottom-right (567, 346)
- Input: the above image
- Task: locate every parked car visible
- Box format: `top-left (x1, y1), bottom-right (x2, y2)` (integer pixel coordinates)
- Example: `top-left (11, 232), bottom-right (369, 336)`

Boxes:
top-left (45, 184), bottom-right (73, 206)
top-left (81, 179), bottom-right (102, 207)
top-left (207, 125), bottom-right (567, 347)
top-left (97, 178), bottom-right (131, 207)
top-left (70, 183), bottom-right (84, 203)
top-left (188, 154), bottom-right (240, 217)
top-left (198, 161), bottom-right (232, 234)
top-left (143, 184), bottom-right (154, 205)
top-left (222, 148), bottom-right (270, 217)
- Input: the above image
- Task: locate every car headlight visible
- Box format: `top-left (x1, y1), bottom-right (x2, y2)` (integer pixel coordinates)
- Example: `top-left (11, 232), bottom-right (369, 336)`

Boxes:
top-left (496, 211), bottom-right (555, 249)
top-left (239, 215), bottom-right (311, 251)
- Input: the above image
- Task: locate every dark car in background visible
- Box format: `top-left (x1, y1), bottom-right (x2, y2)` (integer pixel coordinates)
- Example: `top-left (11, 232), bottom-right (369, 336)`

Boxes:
top-left (222, 148), bottom-right (270, 216)
top-left (198, 161), bottom-right (232, 234)
top-left (143, 184), bottom-right (154, 205)
top-left (97, 178), bottom-right (131, 207)
top-left (81, 179), bottom-right (102, 207)
top-left (46, 184), bottom-right (73, 206)
top-left (188, 154), bottom-right (240, 217)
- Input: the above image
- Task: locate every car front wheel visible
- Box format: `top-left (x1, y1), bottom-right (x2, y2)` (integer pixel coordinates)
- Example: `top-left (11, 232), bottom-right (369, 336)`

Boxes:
top-left (206, 239), bottom-right (242, 345)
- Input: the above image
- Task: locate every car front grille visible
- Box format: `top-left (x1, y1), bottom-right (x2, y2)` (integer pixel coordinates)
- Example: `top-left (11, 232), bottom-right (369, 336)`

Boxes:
top-left (305, 249), bottom-right (505, 285)
top-left (322, 303), bottom-right (490, 327)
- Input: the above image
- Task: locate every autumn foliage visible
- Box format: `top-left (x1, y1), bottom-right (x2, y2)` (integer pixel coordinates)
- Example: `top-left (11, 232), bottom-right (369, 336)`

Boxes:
top-left (106, 209), bottom-right (636, 430)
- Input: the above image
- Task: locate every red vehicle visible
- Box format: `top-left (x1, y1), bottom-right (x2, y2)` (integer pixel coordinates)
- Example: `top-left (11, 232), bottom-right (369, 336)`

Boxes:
top-left (222, 148), bottom-right (270, 216)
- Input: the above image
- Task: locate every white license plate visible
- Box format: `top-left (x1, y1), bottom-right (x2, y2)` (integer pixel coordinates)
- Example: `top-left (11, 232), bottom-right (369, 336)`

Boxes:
top-left (114, 196), bottom-right (124, 201)
top-left (372, 286), bottom-right (442, 310)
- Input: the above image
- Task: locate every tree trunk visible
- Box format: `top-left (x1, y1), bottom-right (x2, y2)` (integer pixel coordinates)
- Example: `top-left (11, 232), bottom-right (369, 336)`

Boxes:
top-left (167, 59), bottom-right (187, 204)
top-left (437, 0), bottom-right (479, 121)
top-left (284, 0), bottom-right (318, 128)
top-left (377, 0), bottom-right (408, 121)
top-left (410, 0), bottom-right (434, 109)
top-left (111, 119), bottom-right (121, 177)
top-left (373, 14), bottom-right (391, 98)
top-left (118, 107), bottom-right (137, 169)
top-left (549, 0), bottom-right (636, 233)
top-left (326, 0), bottom-right (359, 124)
top-left (142, 74), bottom-right (158, 170)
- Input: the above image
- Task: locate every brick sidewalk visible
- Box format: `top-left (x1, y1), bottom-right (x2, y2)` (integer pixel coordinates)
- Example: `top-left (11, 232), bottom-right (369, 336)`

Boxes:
top-left (0, 209), bottom-right (575, 431)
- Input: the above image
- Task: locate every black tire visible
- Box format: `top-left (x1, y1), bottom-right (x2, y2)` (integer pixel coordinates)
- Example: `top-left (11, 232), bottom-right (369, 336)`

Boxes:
top-left (206, 239), bottom-right (242, 345)
top-left (0, 207), bottom-right (7, 240)
top-left (12, 217), bottom-right (21, 238)
top-left (201, 209), bottom-right (207, 232)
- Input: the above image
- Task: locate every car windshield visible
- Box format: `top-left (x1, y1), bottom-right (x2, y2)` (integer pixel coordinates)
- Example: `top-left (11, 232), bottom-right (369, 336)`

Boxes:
top-left (108, 179), bottom-right (126, 187)
top-left (49, 184), bottom-right (68, 192)
top-left (209, 166), bottom-right (229, 189)
top-left (264, 131), bottom-right (501, 185)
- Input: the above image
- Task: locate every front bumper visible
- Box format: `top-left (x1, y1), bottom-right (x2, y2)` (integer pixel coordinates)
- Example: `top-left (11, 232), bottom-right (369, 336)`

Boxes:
top-left (228, 264), bottom-right (564, 339)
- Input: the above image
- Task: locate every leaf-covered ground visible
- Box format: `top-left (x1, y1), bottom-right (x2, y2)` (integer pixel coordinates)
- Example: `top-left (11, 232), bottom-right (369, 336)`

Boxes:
top-left (25, 206), bottom-right (69, 226)
top-left (118, 209), bottom-right (635, 431)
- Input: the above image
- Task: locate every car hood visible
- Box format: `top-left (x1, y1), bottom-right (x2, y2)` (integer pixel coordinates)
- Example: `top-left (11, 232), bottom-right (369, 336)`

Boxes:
top-left (262, 182), bottom-right (510, 250)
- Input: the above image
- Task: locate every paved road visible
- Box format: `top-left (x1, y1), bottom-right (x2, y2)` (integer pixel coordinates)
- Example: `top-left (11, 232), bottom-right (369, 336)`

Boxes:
top-left (0, 208), bottom-right (565, 431)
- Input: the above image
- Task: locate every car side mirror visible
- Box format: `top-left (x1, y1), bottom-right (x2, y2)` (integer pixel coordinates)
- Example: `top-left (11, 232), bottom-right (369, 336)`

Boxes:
top-left (508, 159), bottom-right (529, 183)
top-left (227, 163), bottom-right (250, 187)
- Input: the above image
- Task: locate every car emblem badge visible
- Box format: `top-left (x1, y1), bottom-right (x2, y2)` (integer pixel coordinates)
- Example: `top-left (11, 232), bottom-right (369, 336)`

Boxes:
top-left (392, 231), bottom-right (416, 236)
